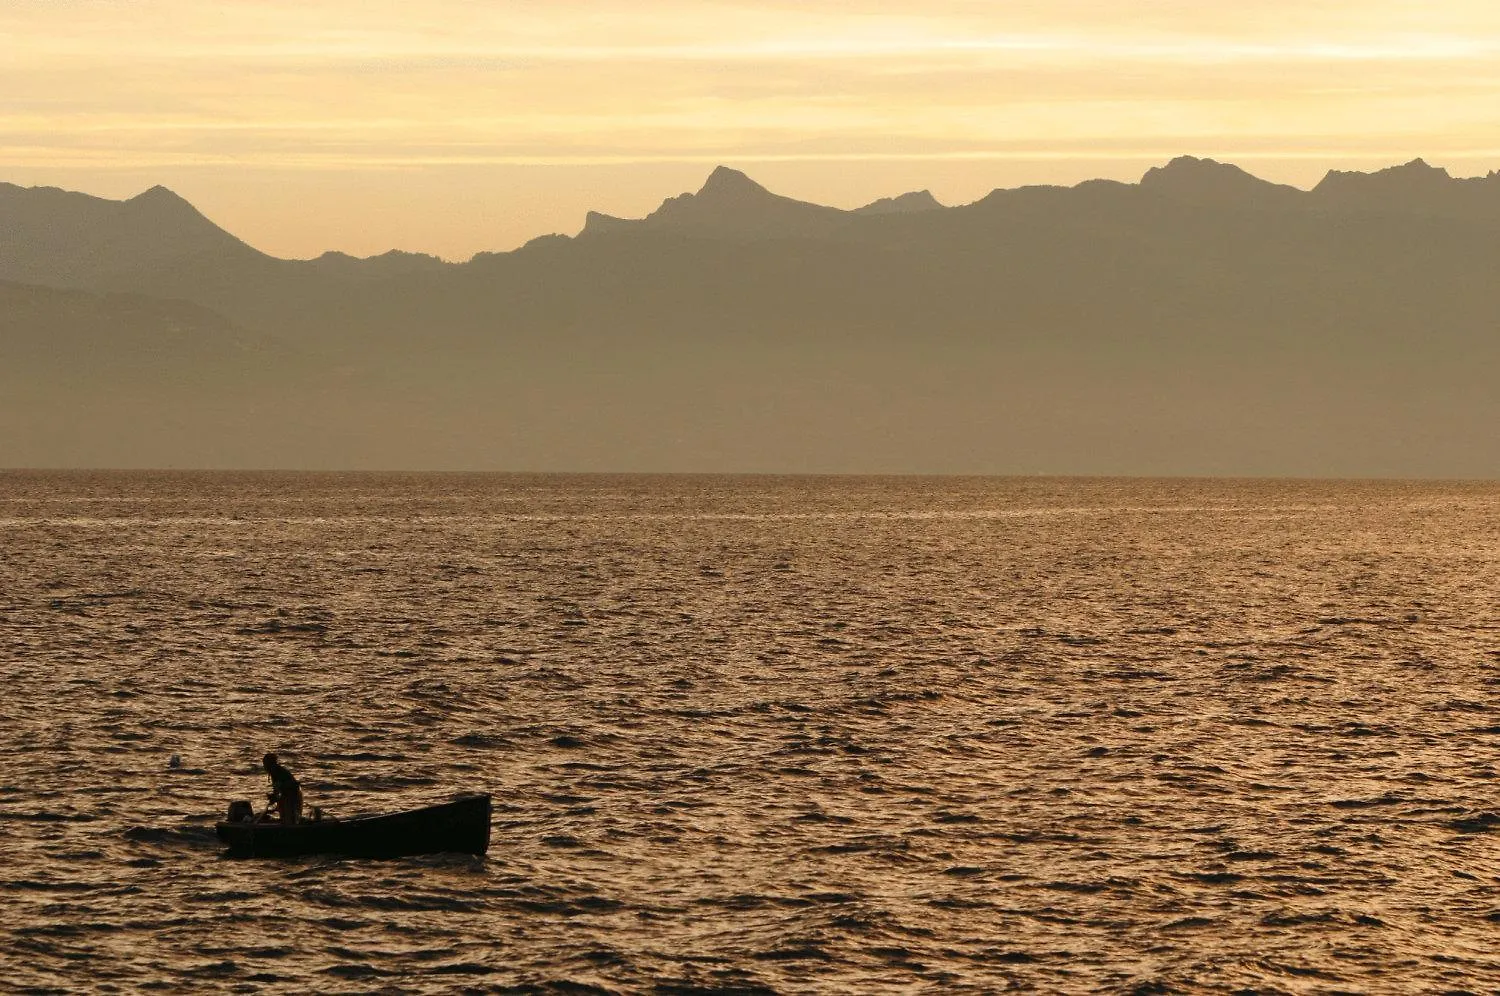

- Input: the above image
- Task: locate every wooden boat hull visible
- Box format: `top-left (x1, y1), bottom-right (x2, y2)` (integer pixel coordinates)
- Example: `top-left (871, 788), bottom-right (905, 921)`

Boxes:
top-left (216, 794), bottom-right (491, 859)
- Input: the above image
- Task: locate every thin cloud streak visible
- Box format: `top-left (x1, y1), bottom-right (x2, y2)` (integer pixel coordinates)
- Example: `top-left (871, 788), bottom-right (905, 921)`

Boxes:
top-left (11, 148), bottom-right (1500, 173)
top-left (12, 33), bottom-right (1497, 66)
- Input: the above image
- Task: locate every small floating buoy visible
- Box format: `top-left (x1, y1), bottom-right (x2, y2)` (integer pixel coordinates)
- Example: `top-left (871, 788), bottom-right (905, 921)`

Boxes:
top-left (169, 753), bottom-right (182, 769)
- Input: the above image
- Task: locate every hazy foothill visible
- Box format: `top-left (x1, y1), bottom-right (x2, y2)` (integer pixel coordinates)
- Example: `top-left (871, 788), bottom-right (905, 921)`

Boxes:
top-left (2, 157), bottom-right (1498, 475)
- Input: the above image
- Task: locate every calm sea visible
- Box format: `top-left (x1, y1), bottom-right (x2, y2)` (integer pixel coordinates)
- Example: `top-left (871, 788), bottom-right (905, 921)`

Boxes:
top-left (2, 472), bottom-right (1498, 994)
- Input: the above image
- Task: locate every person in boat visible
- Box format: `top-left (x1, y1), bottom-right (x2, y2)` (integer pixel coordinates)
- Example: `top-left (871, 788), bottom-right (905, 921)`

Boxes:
top-left (263, 753), bottom-right (303, 825)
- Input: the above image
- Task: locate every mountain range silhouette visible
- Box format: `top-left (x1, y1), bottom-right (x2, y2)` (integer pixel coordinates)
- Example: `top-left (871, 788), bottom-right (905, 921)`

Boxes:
top-left (2, 158), bottom-right (1498, 474)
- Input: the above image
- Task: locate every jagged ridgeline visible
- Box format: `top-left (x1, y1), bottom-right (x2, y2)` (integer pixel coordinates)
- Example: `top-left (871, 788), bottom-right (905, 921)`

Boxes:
top-left (2, 158), bottom-right (1498, 474)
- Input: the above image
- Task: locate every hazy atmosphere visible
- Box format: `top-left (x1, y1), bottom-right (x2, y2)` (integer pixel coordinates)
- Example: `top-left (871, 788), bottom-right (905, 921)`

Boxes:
top-left (3, 1), bottom-right (1498, 475)
top-left (4, 155), bottom-right (1499, 475)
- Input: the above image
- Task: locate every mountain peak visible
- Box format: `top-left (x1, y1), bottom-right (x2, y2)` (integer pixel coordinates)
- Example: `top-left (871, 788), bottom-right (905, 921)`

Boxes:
top-left (129, 184), bottom-right (193, 207)
top-left (855, 190), bottom-right (944, 215)
top-left (1394, 157), bottom-right (1447, 176)
top-left (697, 166), bottom-right (771, 200)
top-left (0, 180), bottom-right (259, 287)
top-left (1138, 155), bottom-right (1298, 206)
top-left (1142, 156), bottom-right (1262, 188)
top-left (125, 184), bottom-right (223, 229)
top-left (1313, 158), bottom-right (1460, 201)
top-left (307, 247), bottom-right (450, 274)
top-left (626, 166), bottom-right (846, 238)
top-left (580, 210), bottom-right (632, 236)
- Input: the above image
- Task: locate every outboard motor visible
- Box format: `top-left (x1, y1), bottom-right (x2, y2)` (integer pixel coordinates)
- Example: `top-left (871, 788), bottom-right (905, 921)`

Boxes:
top-left (227, 799), bottom-right (254, 823)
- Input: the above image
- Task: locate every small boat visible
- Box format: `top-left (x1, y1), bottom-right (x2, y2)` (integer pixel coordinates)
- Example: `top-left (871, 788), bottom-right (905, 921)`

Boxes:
top-left (216, 794), bottom-right (491, 859)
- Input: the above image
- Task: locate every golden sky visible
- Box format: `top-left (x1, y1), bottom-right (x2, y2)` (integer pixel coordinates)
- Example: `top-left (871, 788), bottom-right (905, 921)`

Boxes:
top-left (5, 0), bottom-right (1499, 259)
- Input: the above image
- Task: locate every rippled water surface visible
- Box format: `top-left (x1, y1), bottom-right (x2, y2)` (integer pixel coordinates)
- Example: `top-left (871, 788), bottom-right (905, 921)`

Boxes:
top-left (2, 472), bottom-right (1500, 994)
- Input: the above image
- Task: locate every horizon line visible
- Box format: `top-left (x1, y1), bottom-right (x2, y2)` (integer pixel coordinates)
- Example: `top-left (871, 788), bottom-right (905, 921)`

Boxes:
top-left (2, 467), bottom-right (1497, 484)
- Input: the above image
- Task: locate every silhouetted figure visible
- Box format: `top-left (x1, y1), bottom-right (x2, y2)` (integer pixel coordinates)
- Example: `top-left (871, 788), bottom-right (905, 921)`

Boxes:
top-left (263, 753), bottom-right (303, 825)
